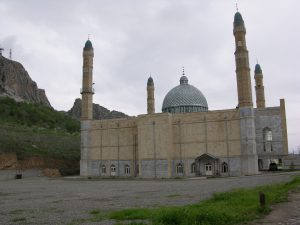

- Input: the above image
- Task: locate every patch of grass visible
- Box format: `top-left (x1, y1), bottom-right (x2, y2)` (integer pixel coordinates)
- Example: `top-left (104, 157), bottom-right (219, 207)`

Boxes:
top-left (9, 209), bottom-right (24, 215)
top-left (0, 123), bottom-right (80, 161)
top-left (89, 209), bottom-right (101, 215)
top-left (0, 192), bottom-right (11, 197)
top-left (88, 209), bottom-right (106, 222)
top-left (166, 194), bottom-right (181, 198)
top-left (11, 217), bottom-right (26, 222)
top-left (107, 175), bottom-right (300, 225)
top-left (109, 208), bottom-right (153, 221)
top-left (0, 97), bottom-right (80, 162)
top-left (0, 97), bottom-right (80, 133)
top-left (66, 218), bottom-right (87, 225)
top-left (115, 223), bottom-right (148, 225)
top-left (52, 200), bottom-right (63, 204)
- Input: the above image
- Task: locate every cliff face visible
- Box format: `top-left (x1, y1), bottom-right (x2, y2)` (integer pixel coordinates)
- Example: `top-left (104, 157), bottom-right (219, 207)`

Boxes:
top-left (0, 56), bottom-right (51, 107)
top-left (68, 98), bottom-right (128, 120)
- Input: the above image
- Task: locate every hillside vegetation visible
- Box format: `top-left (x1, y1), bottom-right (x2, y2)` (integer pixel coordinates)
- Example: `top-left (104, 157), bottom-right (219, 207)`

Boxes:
top-left (0, 97), bottom-right (80, 161)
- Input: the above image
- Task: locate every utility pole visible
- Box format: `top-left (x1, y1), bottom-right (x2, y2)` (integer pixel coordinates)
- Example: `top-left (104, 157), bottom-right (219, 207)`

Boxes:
top-left (9, 49), bottom-right (12, 59)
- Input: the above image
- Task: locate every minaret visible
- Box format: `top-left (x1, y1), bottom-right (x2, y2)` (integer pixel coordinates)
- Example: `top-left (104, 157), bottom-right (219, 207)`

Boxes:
top-left (81, 39), bottom-right (94, 120)
top-left (254, 64), bottom-right (266, 108)
top-left (147, 76), bottom-right (155, 114)
top-left (233, 12), bottom-right (258, 176)
top-left (233, 12), bottom-right (253, 108)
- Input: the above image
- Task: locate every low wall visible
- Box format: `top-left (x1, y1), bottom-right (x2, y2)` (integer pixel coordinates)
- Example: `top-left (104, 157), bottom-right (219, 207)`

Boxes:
top-left (0, 169), bottom-right (43, 181)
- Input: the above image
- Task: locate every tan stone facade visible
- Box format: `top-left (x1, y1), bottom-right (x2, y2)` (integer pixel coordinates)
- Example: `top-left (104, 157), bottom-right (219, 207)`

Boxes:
top-left (81, 109), bottom-right (248, 178)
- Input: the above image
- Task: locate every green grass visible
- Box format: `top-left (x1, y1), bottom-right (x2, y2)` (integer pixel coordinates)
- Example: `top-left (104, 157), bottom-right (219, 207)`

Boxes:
top-left (0, 97), bottom-right (80, 161)
top-left (87, 209), bottom-right (106, 222)
top-left (84, 175), bottom-right (300, 225)
top-left (11, 217), bottom-right (27, 222)
top-left (0, 123), bottom-right (80, 160)
top-left (9, 209), bottom-right (24, 215)
top-left (166, 194), bottom-right (181, 198)
top-left (0, 97), bottom-right (79, 133)
top-left (110, 208), bottom-right (153, 220)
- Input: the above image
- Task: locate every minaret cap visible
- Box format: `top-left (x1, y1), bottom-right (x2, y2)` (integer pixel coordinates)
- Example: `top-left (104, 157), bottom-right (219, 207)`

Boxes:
top-left (254, 64), bottom-right (262, 73)
top-left (84, 40), bottom-right (93, 51)
top-left (234, 12), bottom-right (244, 27)
top-left (147, 76), bottom-right (154, 86)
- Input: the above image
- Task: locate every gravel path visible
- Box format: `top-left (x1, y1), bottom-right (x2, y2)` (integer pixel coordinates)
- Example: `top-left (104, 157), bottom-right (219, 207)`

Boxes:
top-left (0, 172), bottom-right (300, 225)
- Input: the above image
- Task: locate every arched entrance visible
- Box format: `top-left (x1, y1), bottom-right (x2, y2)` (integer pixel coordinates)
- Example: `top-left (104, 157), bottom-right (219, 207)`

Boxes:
top-left (195, 153), bottom-right (220, 176)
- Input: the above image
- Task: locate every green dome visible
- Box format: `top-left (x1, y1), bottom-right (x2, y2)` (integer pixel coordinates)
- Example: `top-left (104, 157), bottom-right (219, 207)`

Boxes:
top-left (162, 76), bottom-right (208, 114)
top-left (84, 40), bottom-right (93, 51)
top-left (255, 64), bottom-right (262, 73)
top-left (234, 12), bottom-right (244, 27)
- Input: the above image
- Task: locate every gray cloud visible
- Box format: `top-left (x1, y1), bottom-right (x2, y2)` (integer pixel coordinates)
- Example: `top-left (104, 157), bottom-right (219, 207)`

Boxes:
top-left (0, 0), bottom-right (299, 152)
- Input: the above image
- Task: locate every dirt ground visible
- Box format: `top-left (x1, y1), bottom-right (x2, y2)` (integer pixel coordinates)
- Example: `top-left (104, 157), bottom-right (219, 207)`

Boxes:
top-left (0, 172), bottom-right (300, 225)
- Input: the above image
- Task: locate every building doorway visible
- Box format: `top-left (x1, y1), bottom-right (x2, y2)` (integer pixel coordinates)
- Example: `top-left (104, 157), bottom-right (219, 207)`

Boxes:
top-left (195, 153), bottom-right (220, 176)
top-left (205, 163), bottom-right (213, 176)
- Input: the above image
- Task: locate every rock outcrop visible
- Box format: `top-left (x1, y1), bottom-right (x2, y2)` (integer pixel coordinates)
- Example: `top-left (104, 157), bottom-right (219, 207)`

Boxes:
top-left (0, 56), bottom-right (51, 107)
top-left (68, 98), bottom-right (128, 120)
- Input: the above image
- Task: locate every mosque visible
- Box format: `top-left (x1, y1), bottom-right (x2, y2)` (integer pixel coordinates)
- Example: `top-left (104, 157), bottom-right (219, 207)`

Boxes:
top-left (80, 11), bottom-right (288, 178)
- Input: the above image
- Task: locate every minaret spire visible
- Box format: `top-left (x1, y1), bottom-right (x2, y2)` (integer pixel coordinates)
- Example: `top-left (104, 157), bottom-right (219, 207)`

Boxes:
top-left (147, 76), bottom-right (155, 114)
top-left (81, 39), bottom-right (94, 120)
top-left (233, 11), bottom-right (253, 108)
top-left (254, 64), bottom-right (266, 108)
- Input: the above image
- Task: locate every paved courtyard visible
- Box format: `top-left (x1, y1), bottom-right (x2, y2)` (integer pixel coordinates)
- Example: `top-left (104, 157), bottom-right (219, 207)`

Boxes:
top-left (0, 172), bottom-right (300, 225)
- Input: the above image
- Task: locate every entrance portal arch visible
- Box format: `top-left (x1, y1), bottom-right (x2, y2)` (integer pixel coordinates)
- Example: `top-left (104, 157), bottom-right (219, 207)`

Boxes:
top-left (195, 153), bottom-right (220, 176)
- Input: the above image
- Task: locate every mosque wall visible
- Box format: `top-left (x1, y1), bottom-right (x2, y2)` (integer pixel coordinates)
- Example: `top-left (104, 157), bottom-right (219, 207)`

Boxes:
top-left (255, 101), bottom-right (288, 170)
top-left (171, 109), bottom-right (241, 158)
top-left (82, 108), bottom-right (246, 178)
top-left (81, 117), bottom-right (138, 177)
top-left (137, 113), bottom-right (173, 178)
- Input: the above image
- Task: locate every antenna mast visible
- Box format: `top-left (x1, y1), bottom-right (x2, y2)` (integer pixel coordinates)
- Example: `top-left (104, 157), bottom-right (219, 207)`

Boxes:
top-left (9, 49), bottom-right (12, 59)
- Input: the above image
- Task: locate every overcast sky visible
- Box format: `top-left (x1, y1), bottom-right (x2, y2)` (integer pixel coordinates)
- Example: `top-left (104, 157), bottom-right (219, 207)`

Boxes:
top-left (1, 0), bottom-right (299, 152)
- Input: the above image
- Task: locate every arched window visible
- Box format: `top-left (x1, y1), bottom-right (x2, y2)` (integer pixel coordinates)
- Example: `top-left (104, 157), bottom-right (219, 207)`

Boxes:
top-left (263, 127), bottom-right (273, 152)
top-left (222, 162), bottom-right (228, 173)
top-left (124, 165), bottom-right (130, 175)
top-left (191, 163), bottom-right (196, 173)
top-left (101, 165), bottom-right (106, 174)
top-left (263, 127), bottom-right (272, 142)
top-left (110, 164), bottom-right (116, 172)
top-left (176, 163), bottom-right (184, 174)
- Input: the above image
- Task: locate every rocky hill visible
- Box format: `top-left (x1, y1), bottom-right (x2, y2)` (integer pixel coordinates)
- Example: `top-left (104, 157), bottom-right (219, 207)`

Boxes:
top-left (0, 56), bottom-right (51, 107)
top-left (68, 98), bottom-right (128, 120)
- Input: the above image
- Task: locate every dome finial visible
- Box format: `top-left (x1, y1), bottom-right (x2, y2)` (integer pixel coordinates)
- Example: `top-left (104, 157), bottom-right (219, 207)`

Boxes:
top-left (180, 67), bottom-right (188, 85)
top-left (236, 1), bottom-right (239, 12)
top-left (88, 34), bottom-right (90, 40)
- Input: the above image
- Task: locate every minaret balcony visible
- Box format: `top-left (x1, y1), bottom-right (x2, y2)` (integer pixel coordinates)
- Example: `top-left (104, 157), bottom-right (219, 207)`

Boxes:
top-left (80, 88), bottom-right (94, 94)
